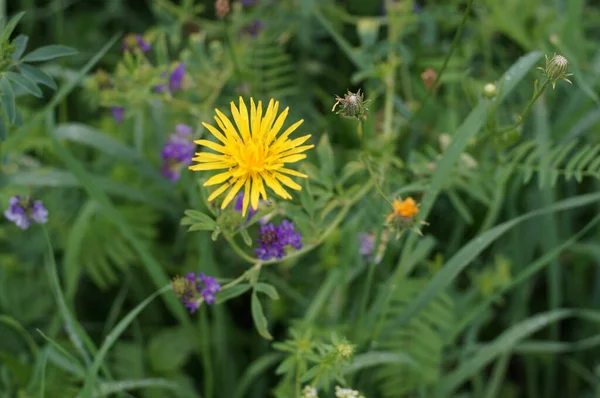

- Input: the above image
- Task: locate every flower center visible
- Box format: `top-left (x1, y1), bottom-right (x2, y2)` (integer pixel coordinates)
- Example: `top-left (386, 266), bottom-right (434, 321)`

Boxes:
top-left (260, 230), bottom-right (277, 245)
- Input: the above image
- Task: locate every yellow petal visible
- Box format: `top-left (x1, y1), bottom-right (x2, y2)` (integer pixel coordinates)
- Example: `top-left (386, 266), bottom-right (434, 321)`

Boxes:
top-left (204, 171), bottom-right (233, 186)
top-left (201, 122), bottom-right (229, 145)
top-left (251, 99), bottom-right (263, 139)
top-left (279, 154), bottom-right (307, 163)
top-left (221, 176), bottom-right (247, 209)
top-left (257, 176), bottom-right (267, 199)
top-left (275, 145), bottom-right (314, 158)
top-left (260, 99), bottom-right (278, 138)
top-left (189, 162), bottom-right (232, 171)
top-left (273, 119), bottom-right (304, 146)
top-left (273, 172), bottom-right (302, 190)
top-left (193, 152), bottom-right (229, 162)
top-left (289, 134), bottom-right (312, 147)
top-left (207, 183), bottom-right (231, 201)
top-left (195, 139), bottom-right (229, 154)
top-left (262, 171), bottom-right (291, 199)
top-left (251, 175), bottom-right (261, 210)
top-left (214, 113), bottom-right (242, 144)
top-left (230, 101), bottom-right (250, 142)
top-left (279, 167), bottom-right (308, 178)
top-left (265, 107), bottom-right (289, 145)
top-left (242, 178), bottom-right (251, 216)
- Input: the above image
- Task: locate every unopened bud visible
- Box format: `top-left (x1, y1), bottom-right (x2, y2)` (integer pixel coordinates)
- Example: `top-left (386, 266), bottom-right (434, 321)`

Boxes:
top-left (331, 89), bottom-right (370, 120)
top-left (483, 83), bottom-right (497, 98)
top-left (539, 53), bottom-right (573, 89)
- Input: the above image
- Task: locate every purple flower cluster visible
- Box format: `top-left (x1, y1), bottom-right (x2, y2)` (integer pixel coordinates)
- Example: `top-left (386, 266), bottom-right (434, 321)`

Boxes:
top-left (161, 124), bottom-right (195, 182)
top-left (121, 33), bottom-right (151, 53)
top-left (111, 107), bottom-right (125, 123)
top-left (255, 220), bottom-right (303, 261)
top-left (173, 272), bottom-right (221, 313)
top-left (4, 195), bottom-right (48, 230)
top-left (155, 63), bottom-right (186, 94)
top-left (358, 233), bottom-right (375, 258)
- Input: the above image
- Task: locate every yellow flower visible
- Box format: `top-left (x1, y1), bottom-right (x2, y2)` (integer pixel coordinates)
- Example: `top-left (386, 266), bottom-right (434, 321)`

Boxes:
top-left (387, 197), bottom-right (419, 221)
top-left (189, 97), bottom-right (313, 216)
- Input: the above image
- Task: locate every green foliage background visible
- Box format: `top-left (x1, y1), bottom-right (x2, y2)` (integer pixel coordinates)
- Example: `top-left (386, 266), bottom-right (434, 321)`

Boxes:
top-left (1, 0), bottom-right (600, 397)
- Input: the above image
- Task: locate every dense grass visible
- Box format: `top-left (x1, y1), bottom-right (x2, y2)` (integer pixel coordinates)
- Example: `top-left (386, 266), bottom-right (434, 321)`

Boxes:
top-left (1, 0), bottom-right (600, 397)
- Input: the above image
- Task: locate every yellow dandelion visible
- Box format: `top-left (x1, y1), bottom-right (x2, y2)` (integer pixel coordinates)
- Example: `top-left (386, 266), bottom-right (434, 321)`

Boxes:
top-left (189, 97), bottom-right (314, 216)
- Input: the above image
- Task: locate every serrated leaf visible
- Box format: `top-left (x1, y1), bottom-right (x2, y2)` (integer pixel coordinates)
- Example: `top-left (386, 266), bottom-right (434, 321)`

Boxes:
top-left (5, 71), bottom-right (42, 97)
top-left (251, 291), bottom-right (273, 340)
top-left (216, 284), bottom-right (251, 304)
top-left (1, 11), bottom-right (25, 41)
top-left (11, 34), bottom-right (28, 60)
top-left (1, 76), bottom-right (16, 123)
top-left (18, 64), bottom-right (56, 89)
top-left (22, 45), bottom-right (77, 62)
top-left (255, 283), bottom-right (280, 300)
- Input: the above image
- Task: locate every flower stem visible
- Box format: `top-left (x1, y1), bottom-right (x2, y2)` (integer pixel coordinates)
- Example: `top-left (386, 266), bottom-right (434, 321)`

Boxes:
top-left (407, 0), bottom-right (474, 124)
top-left (356, 225), bottom-right (384, 340)
top-left (382, 0), bottom-right (400, 140)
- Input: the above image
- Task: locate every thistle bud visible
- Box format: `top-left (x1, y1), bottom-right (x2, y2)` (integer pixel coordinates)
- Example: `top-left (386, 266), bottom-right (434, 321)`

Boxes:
top-left (331, 89), bottom-right (370, 120)
top-left (483, 83), bottom-right (497, 99)
top-left (539, 53), bottom-right (573, 89)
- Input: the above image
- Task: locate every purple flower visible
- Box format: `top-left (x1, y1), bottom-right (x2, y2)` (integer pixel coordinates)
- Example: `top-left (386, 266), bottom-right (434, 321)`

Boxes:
top-left (241, 0), bottom-right (258, 5)
top-left (241, 19), bottom-right (264, 37)
top-left (172, 272), bottom-right (221, 313)
top-left (155, 63), bottom-right (186, 94)
top-left (255, 220), bottom-right (303, 261)
top-left (161, 124), bottom-right (195, 182)
top-left (4, 195), bottom-right (48, 230)
top-left (233, 193), bottom-right (259, 220)
top-left (359, 233), bottom-right (375, 258)
top-left (111, 107), bottom-right (125, 123)
top-left (121, 33), bottom-right (151, 53)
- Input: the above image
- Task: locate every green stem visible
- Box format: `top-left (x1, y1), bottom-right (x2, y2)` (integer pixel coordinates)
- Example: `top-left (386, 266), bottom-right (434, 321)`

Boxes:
top-left (200, 308), bottom-right (214, 398)
top-left (0, 0), bottom-right (5, 31)
top-left (356, 225), bottom-right (384, 340)
top-left (407, 0), bottom-right (474, 124)
top-left (382, 0), bottom-right (400, 140)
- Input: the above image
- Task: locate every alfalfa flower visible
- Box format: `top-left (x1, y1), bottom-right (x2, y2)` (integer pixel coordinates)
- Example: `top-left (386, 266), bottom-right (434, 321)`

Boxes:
top-left (189, 97), bottom-right (313, 216)
top-left (358, 230), bottom-right (388, 264)
top-left (172, 272), bottom-right (221, 313)
top-left (332, 89), bottom-right (370, 120)
top-left (121, 33), bottom-right (151, 53)
top-left (539, 53), bottom-right (573, 89)
top-left (4, 195), bottom-right (48, 230)
top-left (155, 63), bottom-right (186, 94)
top-left (111, 107), bottom-right (125, 123)
top-left (161, 124), bottom-right (195, 182)
top-left (255, 220), bottom-right (303, 261)
top-left (386, 197), bottom-right (426, 237)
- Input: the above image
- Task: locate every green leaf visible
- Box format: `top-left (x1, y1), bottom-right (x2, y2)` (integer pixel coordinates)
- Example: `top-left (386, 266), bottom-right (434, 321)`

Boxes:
top-left (215, 283), bottom-right (251, 304)
top-left (18, 64), bottom-right (56, 89)
top-left (184, 209), bottom-right (216, 224)
top-left (0, 315), bottom-right (38, 356)
top-left (0, 114), bottom-right (6, 140)
top-left (1, 76), bottom-right (16, 123)
top-left (254, 283), bottom-right (280, 300)
top-left (1, 11), bottom-right (25, 41)
top-left (437, 309), bottom-right (575, 395)
top-left (343, 352), bottom-right (416, 374)
top-left (240, 227), bottom-right (253, 246)
top-left (383, 192), bottom-right (600, 336)
top-left (80, 284), bottom-right (171, 397)
top-left (11, 34), bottom-right (28, 59)
top-left (147, 327), bottom-right (195, 373)
top-left (22, 45), bottom-right (78, 62)
top-left (251, 291), bottom-right (273, 340)
top-left (235, 353), bottom-right (283, 398)
top-left (317, 133), bottom-right (335, 187)
top-left (0, 353), bottom-right (31, 386)
top-left (6, 71), bottom-right (42, 98)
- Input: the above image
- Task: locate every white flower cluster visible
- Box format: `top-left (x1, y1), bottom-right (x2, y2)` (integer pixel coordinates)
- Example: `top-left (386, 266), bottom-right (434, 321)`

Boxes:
top-left (335, 386), bottom-right (366, 398)
top-left (301, 386), bottom-right (319, 398)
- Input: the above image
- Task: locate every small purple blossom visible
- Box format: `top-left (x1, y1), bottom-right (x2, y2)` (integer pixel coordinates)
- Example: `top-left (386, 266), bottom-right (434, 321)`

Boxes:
top-left (155, 63), bottom-right (186, 94)
top-left (172, 272), bottom-right (221, 313)
top-left (161, 124), bottom-right (195, 182)
top-left (255, 220), bottom-right (303, 261)
top-left (241, 0), bottom-right (258, 5)
top-left (241, 19), bottom-right (264, 37)
top-left (121, 33), bottom-right (151, 53)
top-left (233, 193), bottom-right (259, 220)
top-left (111, 107), bottom-right (125, 123)
top-left (359, 233), bottom-right (375, 257)
top-left (4, 195), bottom-right (48, 230)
